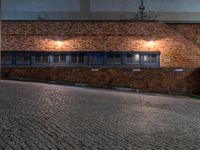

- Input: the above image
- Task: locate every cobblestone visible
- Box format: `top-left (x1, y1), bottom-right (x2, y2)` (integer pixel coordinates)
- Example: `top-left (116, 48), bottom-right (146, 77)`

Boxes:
top-left (0, 80), bottom-right (200, 150)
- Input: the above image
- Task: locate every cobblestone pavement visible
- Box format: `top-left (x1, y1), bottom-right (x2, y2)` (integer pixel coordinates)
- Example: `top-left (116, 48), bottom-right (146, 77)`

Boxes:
top-left (0, 80), bottom-right (200, 150)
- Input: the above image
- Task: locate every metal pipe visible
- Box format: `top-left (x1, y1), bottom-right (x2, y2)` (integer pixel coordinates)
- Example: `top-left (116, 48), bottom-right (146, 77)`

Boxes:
top-left (139, 0), bottom-right (145, 21)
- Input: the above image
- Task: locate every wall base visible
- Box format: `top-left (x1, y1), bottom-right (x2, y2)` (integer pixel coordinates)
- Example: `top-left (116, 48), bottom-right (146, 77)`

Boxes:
top-left (2, 67), bottom-right (200, 94)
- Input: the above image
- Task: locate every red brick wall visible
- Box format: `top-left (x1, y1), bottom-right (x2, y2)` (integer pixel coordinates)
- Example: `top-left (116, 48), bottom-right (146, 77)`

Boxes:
top-left (169, 24), bottom-right (200, 45)
top-left (2, 67), bottom-right (200, 94)
top-left (2, 21), bottom-right (200, 68)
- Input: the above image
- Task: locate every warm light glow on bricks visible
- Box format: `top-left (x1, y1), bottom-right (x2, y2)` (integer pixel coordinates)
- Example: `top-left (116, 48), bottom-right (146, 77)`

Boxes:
top-left (37, 38), bottom-right (75, 51)
top-left (147, 40), bottom-right (155, 48)
top-left (56, 40), bottom-right (63, 48)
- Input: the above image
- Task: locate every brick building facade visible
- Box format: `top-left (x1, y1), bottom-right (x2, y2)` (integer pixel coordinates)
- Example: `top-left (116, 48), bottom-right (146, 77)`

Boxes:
top-left (1, 21), bottom-right (200, 94)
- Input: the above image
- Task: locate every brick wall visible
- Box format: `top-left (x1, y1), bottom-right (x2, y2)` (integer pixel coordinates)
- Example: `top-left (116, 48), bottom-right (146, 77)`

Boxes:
top-left (2, 67), bottom-right (200, 94)
top-left (2, 21), bottom-right (200, 68)
top-left (169, 24), bottom-right (200, 45)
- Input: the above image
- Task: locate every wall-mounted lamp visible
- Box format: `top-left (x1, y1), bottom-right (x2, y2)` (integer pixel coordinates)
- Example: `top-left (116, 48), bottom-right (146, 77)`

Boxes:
top-left (148, 40), bottom-right (154, 47)
top-left (56, 40), bottom-right (63, 47)
top-left (147, 37), bottom-right (155, 48)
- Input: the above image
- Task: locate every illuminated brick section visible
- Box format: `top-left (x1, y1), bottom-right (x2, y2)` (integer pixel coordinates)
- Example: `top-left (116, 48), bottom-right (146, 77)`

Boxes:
top-left (2, 21), bottom-right (200, 68)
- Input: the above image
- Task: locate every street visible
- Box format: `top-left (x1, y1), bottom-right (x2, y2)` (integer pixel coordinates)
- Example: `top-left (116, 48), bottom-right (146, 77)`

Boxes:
top-left (0, 80), bottom-right (200, 150)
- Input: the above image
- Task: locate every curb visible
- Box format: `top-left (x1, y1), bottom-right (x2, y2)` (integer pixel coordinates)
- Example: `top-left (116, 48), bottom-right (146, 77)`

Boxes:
top-left (113, 87), bottom-right (136, 92)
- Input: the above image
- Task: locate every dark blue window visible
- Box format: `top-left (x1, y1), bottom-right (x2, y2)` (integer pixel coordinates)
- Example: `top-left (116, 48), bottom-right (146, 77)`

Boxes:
top-left (89, 53), bottom-right (104, 65)
top-left (32, 54), bottom-right (49, 65)
top-left (16, 53), bottom-right (31, 65)
top-left (141, 53), bottom-right (160, 66)
top-left (1, 52), bottom-right (13, 65)
top-left (124, 53), bottom-right (140, 65)
top-left (51, 54), bottom-right (66, 64)
top-left (106, 53), bottom-right (122, 65)
top-left (2, 51), bottom-right (160, 67)
top-left (71, 53), bottom-right (86, 65)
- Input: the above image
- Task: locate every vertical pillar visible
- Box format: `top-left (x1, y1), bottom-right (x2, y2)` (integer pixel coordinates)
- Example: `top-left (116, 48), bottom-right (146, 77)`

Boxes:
top-left (0, 0), bottom-right (2, 79)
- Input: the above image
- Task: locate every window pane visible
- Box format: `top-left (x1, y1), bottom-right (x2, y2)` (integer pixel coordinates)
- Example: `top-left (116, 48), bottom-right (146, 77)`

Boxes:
top-left (34, 55), bottom-right (41, 64)
top-left (107, 53), bottom-right (114, 64)
top-left (66, 55), bottom-right (71, 64)
top-left (53, 55), bottom-right (60, 64)
top-left (89, 55), bottom-right (94, 64)
top-left (60, 55), bottom-right (66, 64)
top-left (95, 53), bottom-right (104, 64)
top-left (143, 54), bottom-right (159, 64)
top-left (16, 53), bottom-right (30, 65)
top-left (144, 54), bottom-right (151, 63)
top-left (2, 53), bottom-right (12, 65)
top-left (24, 54), bottom-right (30, 64)
top-left (42, 55), bottom-right (49, 64)
top-left (71, 54), bottom-right (77, 64)
top-left (151, 54), bottom-right (157, 63)
top-left (7, 55), bottom-right (12, 64)
top-left (132, 53), bottom-right (140, 63)
top-left (107, 53), bottom-right (121, 65)
top-left (1, 54), bottom-right (6, 64)
top-left (125, 53), bottom-right (139, 64)
top-left (125, 54), bottom-right (132, 64)
top-left (78, 53), bottom-right (85, 64)
top-left (114, 54), bottom-right (121, 64)
top-left (89, 53), bottom-right (104, 65)
top-left (16, 54), bottom-right (24, 64)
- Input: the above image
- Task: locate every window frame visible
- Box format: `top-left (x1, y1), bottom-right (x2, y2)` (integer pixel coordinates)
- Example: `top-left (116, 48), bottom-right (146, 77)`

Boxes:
top-left (1, 52), bottom-right (13, 65)
top-left (123, 52), bottom-right (141, 66)
top-left (70, 52), bottom-right (87, 65)
top-left (49, 53), bottom-right (67, 65)
top-left (88, 52), bottom-right (105, 65)
top-left (1, 51), bottom-right (160, 68)
top-left (140, 52), bottom-right (160, 67)
top-left (106, 52), bottom-right (122, 65)
top-left (32, 53), bottom-right (50, 66)
top-left (15, 52), bottom-right (31, 65)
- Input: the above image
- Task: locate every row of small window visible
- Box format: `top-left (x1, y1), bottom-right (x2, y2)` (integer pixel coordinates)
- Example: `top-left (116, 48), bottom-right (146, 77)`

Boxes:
top-left (1, 52), bottom-right (160, 67)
